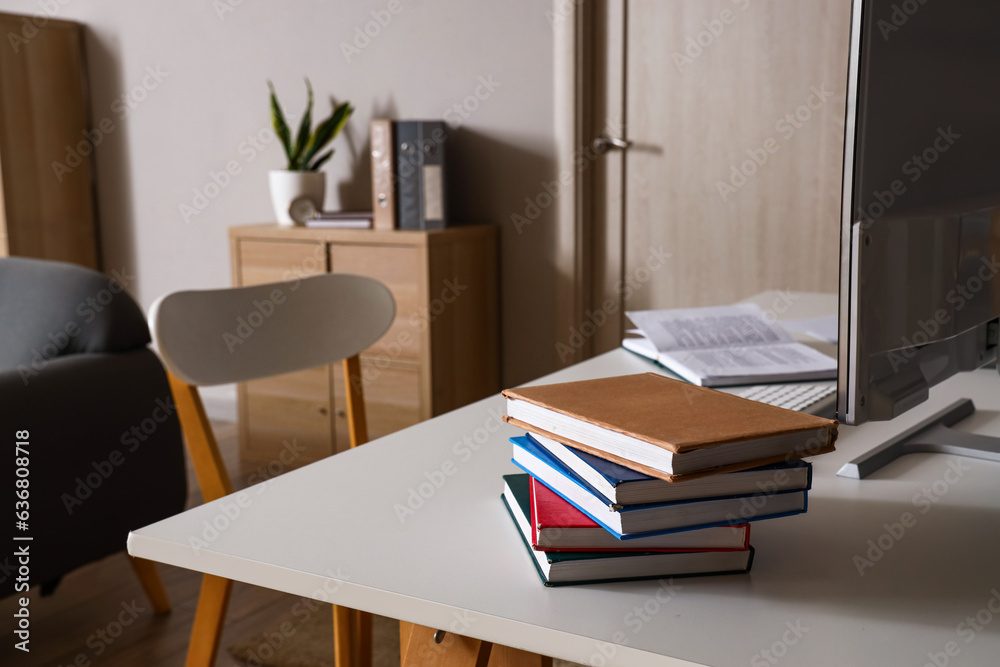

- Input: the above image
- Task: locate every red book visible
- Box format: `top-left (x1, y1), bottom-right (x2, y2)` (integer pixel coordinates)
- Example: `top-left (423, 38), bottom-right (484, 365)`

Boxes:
top-left (529, 477), bottom-right (750, 552)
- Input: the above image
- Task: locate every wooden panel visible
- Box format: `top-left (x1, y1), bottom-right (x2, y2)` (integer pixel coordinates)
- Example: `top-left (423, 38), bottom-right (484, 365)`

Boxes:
top-left (329, 243), bottom-right (425, 361)
top-left (235, 238), bottom-right (332, 463)
top-left (0, 14), bottom-right (97, 267)
top-left (332, 358), bottom-right (424, 451)
top-left (237, 238), bottom-right (327, 287)
top-left (243, 367), bottom-right (333, 463)
top-left (623, 0), bottom-right (850, 310)
top-left (427, 231), bottom-right (500, 414)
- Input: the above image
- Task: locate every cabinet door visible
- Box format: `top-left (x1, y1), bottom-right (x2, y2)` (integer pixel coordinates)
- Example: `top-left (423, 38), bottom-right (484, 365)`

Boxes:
top-left (235, 239), bottom-right (333, 464)
top-left (329, 244), bottom-right (426, 362)
top-left (329, 243), bottom-right (430, 444)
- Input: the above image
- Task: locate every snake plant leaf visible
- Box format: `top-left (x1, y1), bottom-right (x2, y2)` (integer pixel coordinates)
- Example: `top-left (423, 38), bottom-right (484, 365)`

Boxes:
top-left (290, 78), bottom-right (314, 169)
top-left (267, 81), bottom-right (293, 168)
top-left (302, 101), bottom-right (354, 169)
top-left (308, 149), bottom-right (335, 172)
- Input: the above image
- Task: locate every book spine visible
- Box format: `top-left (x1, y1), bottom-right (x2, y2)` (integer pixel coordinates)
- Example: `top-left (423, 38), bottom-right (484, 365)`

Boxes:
top-left (370, 119), bottom-right (396, 231)
top-left (417, 121), bottom-right (448, 230)
top-left (395, 121), bottom-right (421, 230)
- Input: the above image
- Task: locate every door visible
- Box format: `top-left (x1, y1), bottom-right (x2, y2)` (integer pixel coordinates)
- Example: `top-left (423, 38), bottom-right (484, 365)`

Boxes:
top-left (556, 0), bottom-right (852, 360)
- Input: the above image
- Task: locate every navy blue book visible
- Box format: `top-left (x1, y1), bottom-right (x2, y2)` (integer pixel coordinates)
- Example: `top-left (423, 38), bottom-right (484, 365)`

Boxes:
top-left (523, 431), bottom-right (812, 506)
top-left (511, 435), bottom-right (809, 539)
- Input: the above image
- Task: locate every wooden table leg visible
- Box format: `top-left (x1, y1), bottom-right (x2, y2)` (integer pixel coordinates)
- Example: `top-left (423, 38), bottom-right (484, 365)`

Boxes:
top-left (333, 605), bottom-right (354, 666)
top-left (355, 610), bottom-right (373, 667)
top-left (185, 574), bottom-right (233, 667)
top-left (489, 645), bottom-right (554, 667)
top-left (400, 623), bottom-right (492, 667)
top-left (128, 557), bottom-right (171, 613)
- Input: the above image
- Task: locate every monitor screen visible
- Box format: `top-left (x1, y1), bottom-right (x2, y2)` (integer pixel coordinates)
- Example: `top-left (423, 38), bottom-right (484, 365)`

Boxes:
top-left (838, 0), bottom-right (1000, 424)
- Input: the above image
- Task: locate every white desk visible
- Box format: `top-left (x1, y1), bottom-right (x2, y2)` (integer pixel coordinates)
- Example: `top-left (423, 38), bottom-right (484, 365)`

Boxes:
top-left (129, 350), bottom-right (1000, 667)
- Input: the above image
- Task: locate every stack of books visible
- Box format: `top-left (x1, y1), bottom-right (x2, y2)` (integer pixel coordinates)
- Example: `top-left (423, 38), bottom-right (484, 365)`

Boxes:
top-left (499, 373), bottom-right (838, 586)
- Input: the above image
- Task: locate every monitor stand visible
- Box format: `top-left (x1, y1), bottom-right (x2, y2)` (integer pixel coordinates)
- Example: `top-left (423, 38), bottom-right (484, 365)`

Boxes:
top-left (837, 399), bottom-right (1000, 479)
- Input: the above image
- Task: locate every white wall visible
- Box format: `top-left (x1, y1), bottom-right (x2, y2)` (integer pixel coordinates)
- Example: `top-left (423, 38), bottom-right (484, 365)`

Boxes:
top-left (2, 0), bottom-right (561, 409)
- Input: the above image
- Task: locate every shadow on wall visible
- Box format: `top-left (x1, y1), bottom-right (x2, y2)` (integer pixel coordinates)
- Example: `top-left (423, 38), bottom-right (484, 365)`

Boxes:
top-left (448, 127), bottom-right (558, 387)
top-left (83, 28), bottom-right (137, 291)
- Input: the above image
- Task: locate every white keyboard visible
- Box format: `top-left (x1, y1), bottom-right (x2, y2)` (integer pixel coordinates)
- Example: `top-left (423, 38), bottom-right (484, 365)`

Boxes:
top-left (730, 382), bottom-right (837, 413)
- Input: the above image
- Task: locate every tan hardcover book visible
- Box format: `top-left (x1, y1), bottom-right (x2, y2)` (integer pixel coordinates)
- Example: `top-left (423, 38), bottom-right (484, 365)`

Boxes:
top-left (370, 119), bottom-right (395, 230)
top-left (502, 373), bottom-right (837, 481)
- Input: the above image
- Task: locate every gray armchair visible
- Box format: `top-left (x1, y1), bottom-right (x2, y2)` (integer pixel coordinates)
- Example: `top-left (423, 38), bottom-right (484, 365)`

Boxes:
top-left (0, 257), bottom-right (187, 601)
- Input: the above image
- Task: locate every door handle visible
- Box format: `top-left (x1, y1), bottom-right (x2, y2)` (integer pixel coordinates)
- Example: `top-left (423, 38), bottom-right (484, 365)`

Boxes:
top-left (592, 134), bottom-right (632, 154)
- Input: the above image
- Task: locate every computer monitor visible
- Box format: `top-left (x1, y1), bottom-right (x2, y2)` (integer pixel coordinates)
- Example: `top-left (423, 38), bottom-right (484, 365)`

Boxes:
top-left (837, 0), bottom-right (1000, 477)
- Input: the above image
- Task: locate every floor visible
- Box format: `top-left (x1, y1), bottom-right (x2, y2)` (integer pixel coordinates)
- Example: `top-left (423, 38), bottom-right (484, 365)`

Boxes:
top-left (0, 422), bottom-right (339, 667)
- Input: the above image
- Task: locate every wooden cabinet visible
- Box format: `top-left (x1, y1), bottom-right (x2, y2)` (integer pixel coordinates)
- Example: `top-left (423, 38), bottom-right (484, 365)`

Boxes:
top-left (0, 14), bottom-right (99, 268)
top-left (230, 224), bottom-right (499, 464)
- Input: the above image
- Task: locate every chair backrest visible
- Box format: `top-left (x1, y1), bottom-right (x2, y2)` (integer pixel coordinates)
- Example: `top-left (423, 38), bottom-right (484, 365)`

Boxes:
top-left (149, 274), bottom-right (395, 386)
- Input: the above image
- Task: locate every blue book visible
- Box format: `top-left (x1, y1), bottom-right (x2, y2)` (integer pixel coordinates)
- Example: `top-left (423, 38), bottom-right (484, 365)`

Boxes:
top-left (524, 431), bottom-right (812, 506)
top-left (511, 435), bottom-right (809, 539)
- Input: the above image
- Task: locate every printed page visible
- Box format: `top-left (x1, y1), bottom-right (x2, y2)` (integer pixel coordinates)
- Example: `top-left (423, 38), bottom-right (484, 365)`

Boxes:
top-left (627, 304), bottom-right (793, 353)
top-left (782, 315), bottom-right (839, 344)
top-left (665, 342), bottom-right (836, 385)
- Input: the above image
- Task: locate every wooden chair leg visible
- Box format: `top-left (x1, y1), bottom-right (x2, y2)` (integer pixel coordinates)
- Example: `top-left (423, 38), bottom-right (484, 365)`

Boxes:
top-left (128, 557), bottom-right (171, 613)
top-left (342, 355), bottom-right (369, 448)
top-left (185, 574), bottom-right (233, 667)
top-left (400, 622), bottom-right (492, 667)
top-left (166, 372), bottom-right (234, 503)
top-left (166, 374), bottom-right (236, 667)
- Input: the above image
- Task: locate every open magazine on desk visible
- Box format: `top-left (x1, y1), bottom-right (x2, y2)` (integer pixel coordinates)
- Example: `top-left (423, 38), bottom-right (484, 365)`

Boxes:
top-left (623, 304), bottom-right (837, 387)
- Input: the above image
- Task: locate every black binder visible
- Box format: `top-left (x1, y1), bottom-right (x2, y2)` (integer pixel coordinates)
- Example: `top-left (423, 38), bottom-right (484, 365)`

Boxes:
top-left (394, 121), bottom-right (448, 230)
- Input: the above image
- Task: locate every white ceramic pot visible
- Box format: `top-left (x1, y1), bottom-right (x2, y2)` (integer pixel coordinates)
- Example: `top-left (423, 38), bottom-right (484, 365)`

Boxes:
top-left (269, 170), bottom-right (325, 226)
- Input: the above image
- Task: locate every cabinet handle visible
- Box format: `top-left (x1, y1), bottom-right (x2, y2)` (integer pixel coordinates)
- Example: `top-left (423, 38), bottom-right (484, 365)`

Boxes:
top-left (335, 409), bottom-right (346, 418)
top-left (317, 406), bottom-right (329, 415)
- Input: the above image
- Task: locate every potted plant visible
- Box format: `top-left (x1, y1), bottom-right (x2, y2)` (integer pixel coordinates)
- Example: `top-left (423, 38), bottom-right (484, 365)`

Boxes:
top-left (268, 79), bottom-right (353, 225)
